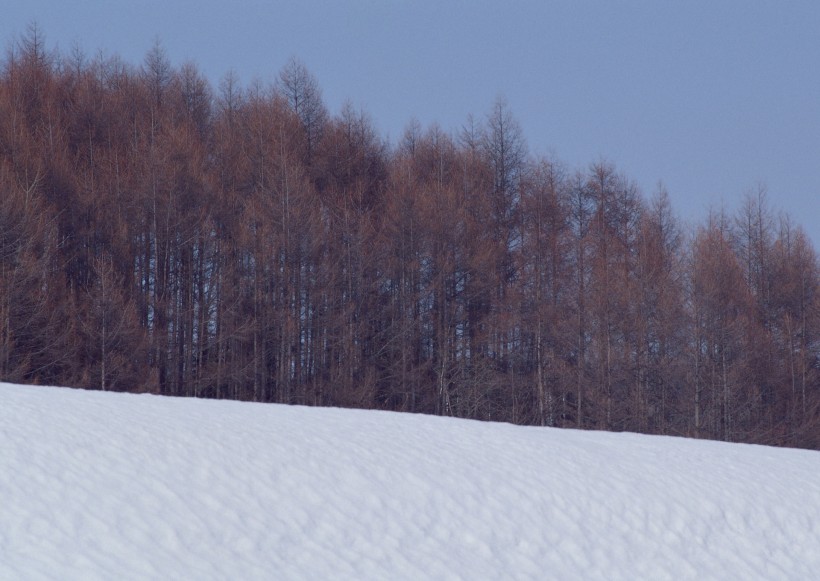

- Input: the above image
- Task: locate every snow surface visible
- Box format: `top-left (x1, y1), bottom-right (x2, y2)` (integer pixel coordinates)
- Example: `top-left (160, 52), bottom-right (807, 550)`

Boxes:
top-left (1, 383), bottom-right (820, 580)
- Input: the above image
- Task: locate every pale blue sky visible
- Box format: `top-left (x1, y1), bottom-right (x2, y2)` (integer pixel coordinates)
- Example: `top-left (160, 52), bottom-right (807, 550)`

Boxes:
top-left (4, 1), bottom-right (820, 245)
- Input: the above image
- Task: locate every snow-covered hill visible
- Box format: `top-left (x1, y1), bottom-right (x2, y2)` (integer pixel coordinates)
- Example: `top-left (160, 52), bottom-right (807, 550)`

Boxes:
top-left (1, 383), bottom-right (819, 580)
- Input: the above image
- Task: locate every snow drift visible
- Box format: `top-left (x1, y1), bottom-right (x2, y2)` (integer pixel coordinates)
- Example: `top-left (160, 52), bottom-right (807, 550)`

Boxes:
top-left (1, 382), bottom-right (819, 580)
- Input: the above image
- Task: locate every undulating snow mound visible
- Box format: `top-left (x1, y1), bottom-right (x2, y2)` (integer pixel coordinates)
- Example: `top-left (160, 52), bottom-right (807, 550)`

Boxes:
top-left (1, 383), bottom-right (819, 580)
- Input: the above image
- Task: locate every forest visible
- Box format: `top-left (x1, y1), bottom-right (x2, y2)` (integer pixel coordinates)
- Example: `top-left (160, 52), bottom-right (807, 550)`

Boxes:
top-left (2, 28), bottom-right (819, 448)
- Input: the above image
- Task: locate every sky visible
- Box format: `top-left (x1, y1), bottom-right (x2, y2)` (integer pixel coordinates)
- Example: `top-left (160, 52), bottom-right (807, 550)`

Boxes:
top-left (4, 1), bottom-right (820, 246)
top-left (3, 382), bottom-right (820, 578)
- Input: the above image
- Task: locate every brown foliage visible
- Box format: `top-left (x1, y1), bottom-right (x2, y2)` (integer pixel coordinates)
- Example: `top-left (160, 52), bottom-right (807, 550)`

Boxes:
top-left (1, 32), bottom-right (819, 448)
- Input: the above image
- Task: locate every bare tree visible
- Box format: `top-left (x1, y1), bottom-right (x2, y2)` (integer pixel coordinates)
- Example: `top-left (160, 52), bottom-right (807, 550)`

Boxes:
top-left (277, 57), bottom-right (327, 164)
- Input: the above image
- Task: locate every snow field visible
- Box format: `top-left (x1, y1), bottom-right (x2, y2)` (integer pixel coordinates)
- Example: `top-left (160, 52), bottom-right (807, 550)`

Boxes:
top-left (1, 382), bottom-right (819, 580)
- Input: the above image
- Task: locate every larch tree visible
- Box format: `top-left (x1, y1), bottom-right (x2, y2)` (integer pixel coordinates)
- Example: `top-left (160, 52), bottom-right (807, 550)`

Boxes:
top-left (519, 157), bottom-right (571, 426)
top-left (277, 57), bottom-right (328, 166)
top-left (1, 29), bottom-right (819, 448)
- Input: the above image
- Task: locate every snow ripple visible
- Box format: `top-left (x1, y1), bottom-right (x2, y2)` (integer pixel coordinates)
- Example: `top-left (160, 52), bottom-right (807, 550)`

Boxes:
top-left (1, 383), bottom-right (819, 580)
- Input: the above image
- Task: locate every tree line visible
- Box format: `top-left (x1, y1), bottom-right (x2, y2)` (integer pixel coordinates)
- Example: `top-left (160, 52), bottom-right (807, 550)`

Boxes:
top-left (2, 28), bottom-right (819, 447)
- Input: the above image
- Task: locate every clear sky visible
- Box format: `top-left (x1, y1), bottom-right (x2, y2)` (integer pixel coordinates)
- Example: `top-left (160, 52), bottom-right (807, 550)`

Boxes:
top-left (4, 1), bottom-right (820, 246)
